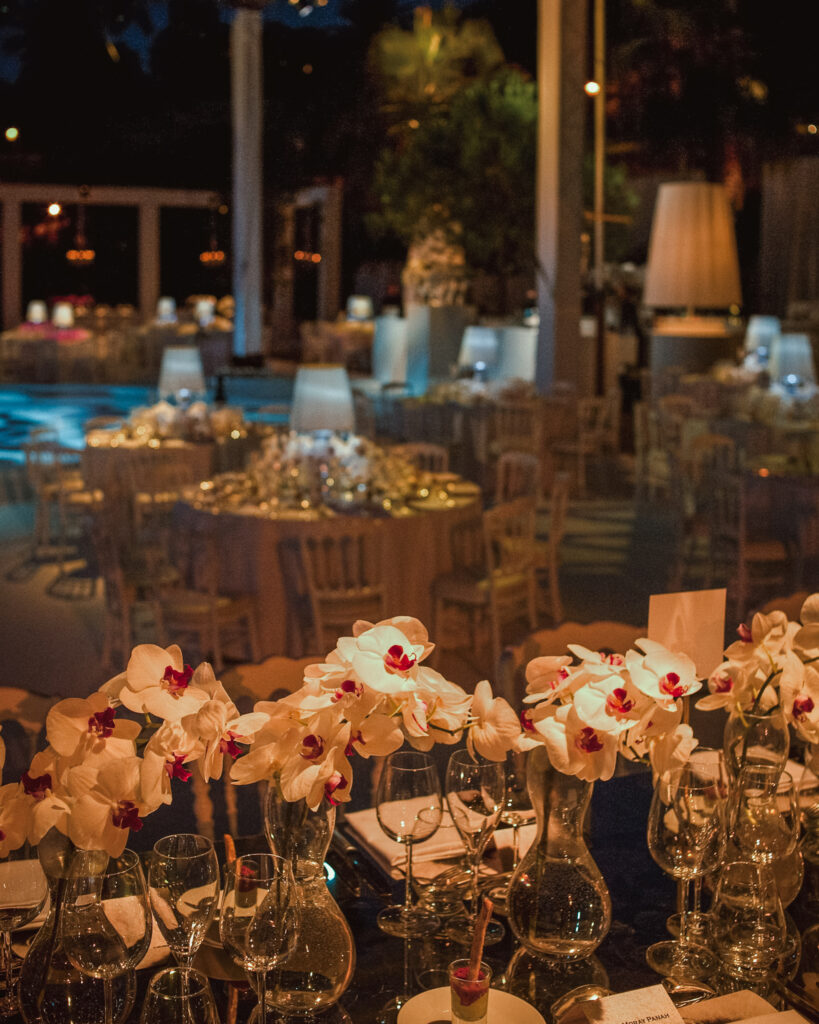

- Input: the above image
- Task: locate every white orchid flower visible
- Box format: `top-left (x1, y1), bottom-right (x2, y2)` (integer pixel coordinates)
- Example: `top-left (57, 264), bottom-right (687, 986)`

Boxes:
top-left (695, 660), bottom-right (754, 711)
top-left (572, 674), bottom-right (651, 736)
top-left (185, 695), bottom-right (268, 782)
top-left (467, 681), bottom-right (524, 762)
top-left (648, 723), bottom-right (698, 802)
top-left (46, 692), bottom-right (141, 764)
top-left (534, 703), bottom-right (618, 782)
top-left (118, 643), bottom-right (209, 720)
top-left (523, 655), bottom-right (574, 703)
top-left (339, 625), bottom-right (425, 695)
top-left (781, 658), bottom-right (819, 743)
top-left (0, 782), bottom-right (31, 856)
top-left (66, 756), bottom-right (148, 857)
top-left (627, 642), bottom-right (701, 710)
top-left (141, 721), bottom-right (204, 806)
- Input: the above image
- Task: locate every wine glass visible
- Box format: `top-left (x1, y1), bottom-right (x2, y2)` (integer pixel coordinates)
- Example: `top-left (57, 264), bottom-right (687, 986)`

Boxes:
top-left (0, 850), bottom-right (48, 1017)
top-left (220, 853), bottom-right (299, 1024)
top-left (148, 834), bottom-right (220, 968)
top-left (62, 848), bottom-right (152, 1024)
top-left (444, 748), bottom-right (506, 945)
top-left (645, 762), bottom-right (727, 979)
top-left (729, 765), bottom-right (799, 864)
top-left (485, 750), bottom-right (534, 912)
top-left (375, 749), bottom-right (443, 937)
top-left (710, 860), bottom-right (787, 983)
top-left (140, 966), bottom-right (219, 1024)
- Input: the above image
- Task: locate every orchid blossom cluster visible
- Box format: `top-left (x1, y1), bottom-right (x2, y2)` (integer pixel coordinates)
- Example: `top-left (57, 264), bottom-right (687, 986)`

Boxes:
top-left (696, 594), bottom-right (819, 743)
top-left (0, 645), bottom-right (266, 859)
top-left (231, 616), bottom-right (522, 808)
top-left (518, 638), bottom-right (704, 785)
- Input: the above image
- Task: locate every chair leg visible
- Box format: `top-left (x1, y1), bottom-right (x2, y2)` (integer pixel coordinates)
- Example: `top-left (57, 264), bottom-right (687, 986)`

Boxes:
top-left (549, 557), bottom-right (563, 623)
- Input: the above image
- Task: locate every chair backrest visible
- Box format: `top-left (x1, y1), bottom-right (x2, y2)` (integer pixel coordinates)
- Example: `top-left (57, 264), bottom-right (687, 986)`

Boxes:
top-left (491, 400), bottom-right (542, 455)
top-left (689, 433), bottom-right (737, 483)
top-left (0, 686), bottom-right (59, 778)
top-left (221, 654), bottom-right (321, 704)
top-left (393, 442), bottom-right (449, 474)
top-left (495, 451), bottom-right (541, 503)
top-left (483, 498), bottom-right (537, 581)
top-left (577, 396), bottom-right (607, 441)
top-left (548, 472), bottom-right (571, 549)
top-left (299, 519), bottom-right (388, 653)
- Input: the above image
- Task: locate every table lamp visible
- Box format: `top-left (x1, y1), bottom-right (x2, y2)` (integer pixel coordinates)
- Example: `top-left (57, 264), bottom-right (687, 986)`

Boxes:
top-left (195, 297), bottom-right (216, 328)
top-left (157, 296), bottom-right (178, 324)
top-left (458, 326), bottom-right (499, 379)
top-left (290, 365), bottom-right (355, 434)
top-left (744, 315), bottom-right (781, 362)
top-left (643, 182), bottom-right (742, 373)
top-left (371, 316), bottom-right (408, 385)
top-left (497, 326), bottom-right (538, 382)
top-left (52, 302), bottom-right (74, 328)
top-left (346, 295), bottom-right (374, 322)
top-left (157, 345), bottom-right (207, 404)
top-left (769, 333), bottom-right (816, 390)
top-left (26, 300), bottom-right (48, 325)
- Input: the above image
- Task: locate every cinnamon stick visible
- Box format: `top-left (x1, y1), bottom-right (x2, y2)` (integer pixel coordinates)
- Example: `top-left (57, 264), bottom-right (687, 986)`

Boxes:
top-left (468, 897), bottom-right (494, 981)
top-left (224, 832), bottom-right (237, 866)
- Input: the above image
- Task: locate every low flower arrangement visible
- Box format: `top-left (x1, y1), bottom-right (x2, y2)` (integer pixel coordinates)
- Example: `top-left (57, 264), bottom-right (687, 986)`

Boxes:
top-left (0, 615), bottom-right (705, 859)
top-left (696, 594), bottom-right (819, 743)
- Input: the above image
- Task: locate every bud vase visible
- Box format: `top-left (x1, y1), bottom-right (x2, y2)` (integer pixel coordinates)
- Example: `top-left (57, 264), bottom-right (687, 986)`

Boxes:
top-left (722, 707), bottom-right (790, 779)
top-left (19, 829), bottom-right (135, 1024)
top-left (263, 780), bottom-right (356, 1017)
top-left (507, 746), bottom-right (612, 959)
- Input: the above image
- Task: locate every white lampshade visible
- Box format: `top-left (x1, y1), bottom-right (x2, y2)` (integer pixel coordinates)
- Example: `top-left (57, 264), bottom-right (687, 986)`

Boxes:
top-left (745, 315), bottom-right (781, 353)
top-left (26, 300), bottom-right (48, 325)
top-left (371, 316), bottom-right (409, 385)
top-left (497, 326), bottom-right (538, 382)
top-left (158, 345), bottom-right (207, 400)
top-left (195, 298), bottom-right (216, 327)
top-left (346, 295), bottom-right (374, 321)
top-left (458, 326), bottom-right (499, 374)
top-left (157, 296), bottom-right (177, 323)
top-left (52, 302), bottom-right (74, 328)
top-left (769, 333), bottom-right (816, 386)
top-left (643, 182), bottom-right (742, 312)
top-left (290, 365), bottom-right (355, 433)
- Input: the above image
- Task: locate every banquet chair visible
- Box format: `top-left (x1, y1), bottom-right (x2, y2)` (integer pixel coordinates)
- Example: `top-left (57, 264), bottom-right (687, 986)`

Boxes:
top-left (495, 451), bottom-right (541, 504)
top-left (494, 620), bottom-right (645, 705)
top-left (432, 497), bottom-right (538, 670)
top-left (550, 396), bottom-right (608, 496)
top-left (153, 518), bottom-right (261, 672)
top-left (535, 472), bottom-right (571, 623)
top-left (489, 400), bottom-right (543, 457)
top-left (130, 447), bottom-right (201, 554)
top-left (299, 518), bottom-right (388, 654)
top-left (22, 439), bottom-right (86, 562)
top-left (0, 687), bottom-right (58, 781)
top-left (221, 654), bottom-right (319, 705)
top-left (393, 442), bottom-right (449, 474)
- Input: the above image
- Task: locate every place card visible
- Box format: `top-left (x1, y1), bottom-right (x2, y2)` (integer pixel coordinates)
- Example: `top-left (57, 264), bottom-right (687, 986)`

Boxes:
top-left (582, 985), bottom-right (685, 1024)
top-left (647, 588), bottom-right (726, 679)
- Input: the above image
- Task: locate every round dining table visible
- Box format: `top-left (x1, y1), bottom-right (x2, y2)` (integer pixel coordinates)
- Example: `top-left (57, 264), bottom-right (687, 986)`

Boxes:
top-left (172, 492), bottom-right (482, 659)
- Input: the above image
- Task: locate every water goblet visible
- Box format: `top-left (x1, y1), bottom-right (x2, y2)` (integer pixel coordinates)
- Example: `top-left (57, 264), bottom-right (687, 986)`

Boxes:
top-left (0, 850), bottom-right (48, 1017)
top-left (729, 765), bottom-right (799, 864)
top-left (62, 848), bottom-right (152, 1024)
top-left (444, 749), bottom-right (506, 945)
top-left (485, 750), bottom-right (534, 913)
top-left (140, 966), bottom-right (219, 1024)
top-left (646, 763), bottom-right (727, 979)
top-left (376, 749), bottom-right (444, 937)
top-left (220, 853), bottom-right (299, 1024)
top-left (710, 860), bottom-right (787, 984)
top-left (148, 834), bottom-right (220, 968)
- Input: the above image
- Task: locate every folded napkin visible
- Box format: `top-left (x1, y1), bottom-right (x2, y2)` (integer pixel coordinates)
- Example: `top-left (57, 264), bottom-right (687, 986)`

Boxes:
top-left (681, 991), bottom-right (777, 1024)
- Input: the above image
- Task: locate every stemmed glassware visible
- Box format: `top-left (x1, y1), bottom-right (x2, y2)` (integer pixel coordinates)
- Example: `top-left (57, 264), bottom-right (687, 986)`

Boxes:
top-left (62, 848), bottom-right (152, 1024)
top-left (148, 834), bottom-right (220, 969)
top-left (485, 750), bottom-right (534, 912)
top-left (729, 765), bottom-right (799, 865)
top-left (376, 750), bottom-right (444, 937)
top-left (140, 966), bottom-right (220, 1024)
top-left (710, 860), bottom-right (787, 984)
top-left (220, 853), bottom-right (299, 1024)
top-left (444, 749), bottom-right (506, 945)
top-left (0, 850), bottom-right (48, 1018)
top-left (645, 762), bottom-right (727, 979)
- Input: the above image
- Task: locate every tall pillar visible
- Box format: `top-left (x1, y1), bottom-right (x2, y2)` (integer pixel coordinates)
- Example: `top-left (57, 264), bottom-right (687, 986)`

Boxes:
top-left (231, 7), bottom-right (264, 358)
top-left (535, 0), bottom-right (588, 395)
top-left (1, 200), bottom-right (22, 330)
top-left (138, 201), bottom-right (160, 323)
top-left (317, 180), bottom-right (343, 322)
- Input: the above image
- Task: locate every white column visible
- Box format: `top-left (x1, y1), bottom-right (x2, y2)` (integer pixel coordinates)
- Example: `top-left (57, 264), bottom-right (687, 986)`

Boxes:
top-left (535, 0), bottom-right (588, 395)
top-left (138, 201), bottom-right (160, 323)
top-left (230, 7), bottom-right (264, 358)
top-left (1, 200), bottom-right (22, 330)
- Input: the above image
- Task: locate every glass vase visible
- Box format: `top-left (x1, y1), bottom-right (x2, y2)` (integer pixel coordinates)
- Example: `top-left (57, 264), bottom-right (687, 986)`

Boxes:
top-left (263, 780), bottom-right (356, 1017)
top-left (18, 829), bottom-right (136, 1024)
top-left (507, 746), bottom-right (612, 960)
top-left (722, 707), bottom-right (790, 779)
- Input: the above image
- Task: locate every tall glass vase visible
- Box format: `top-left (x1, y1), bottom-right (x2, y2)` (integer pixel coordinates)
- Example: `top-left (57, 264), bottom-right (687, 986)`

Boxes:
top-left (722, 707), bottom-right (790, 779)
top-left (263, 780), bottom-right (356, 1018)
top-left (18, 829), bottom-right (135, 1024)
top-left (507, 746), bottom-right (612, 960)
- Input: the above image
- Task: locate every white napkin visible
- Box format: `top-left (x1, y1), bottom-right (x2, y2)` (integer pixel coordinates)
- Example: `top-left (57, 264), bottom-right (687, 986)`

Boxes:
top-left (344, 807), bottom-right (465, 877)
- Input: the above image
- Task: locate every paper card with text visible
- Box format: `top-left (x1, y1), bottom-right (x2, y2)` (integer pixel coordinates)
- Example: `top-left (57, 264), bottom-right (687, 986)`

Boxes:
top-left (647, 588), bottom-right (726, 679)
top-left (582, 984), bottom-right (685, 1024)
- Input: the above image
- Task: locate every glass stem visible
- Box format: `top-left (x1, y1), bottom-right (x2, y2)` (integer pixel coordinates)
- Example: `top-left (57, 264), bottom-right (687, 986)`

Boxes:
top-left (258, 970), bottom-right (268, 1024)
top-left (678, 877), bottom-right (692, 948)
top-left (404, 841), bottom-right (414, 912)
top-left (511, 825), bottom-right (520, 871)
top-left (1, 930), bottom-right (13, 1005)
top-left (691, 875), bottom-right (703, 919)
top-left (470, 850), bottom-right (480, 914)
top-left (104, 978), bottom-right (114, 1024)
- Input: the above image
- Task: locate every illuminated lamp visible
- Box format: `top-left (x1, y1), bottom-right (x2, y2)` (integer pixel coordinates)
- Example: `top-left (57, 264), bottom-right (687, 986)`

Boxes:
top-left (290, 365), bottom-right (355, 434)
top-left (157, 346), bottom-right (207, 404)
top-left (458, 326), bottom-right (499, 379)
top-left (26, 300), bottom-right (48, 325)
top-left (52, 302), bottom-right (74, 328)
top-left (769, 333), bottom-right (816, 391)
top-left (497, 326), bottom-right (538, 382)
top-left (346, 295), bottom-right (374, 321)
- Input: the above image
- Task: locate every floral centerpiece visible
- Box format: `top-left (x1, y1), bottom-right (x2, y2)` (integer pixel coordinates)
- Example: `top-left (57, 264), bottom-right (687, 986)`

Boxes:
top-left (85, 401), bottom-right (246, 447)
